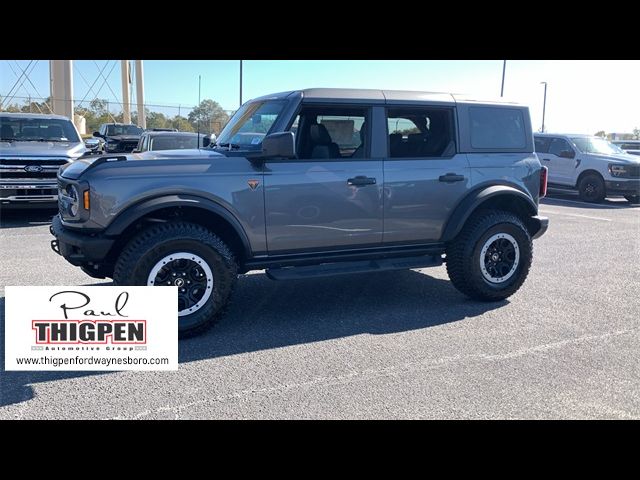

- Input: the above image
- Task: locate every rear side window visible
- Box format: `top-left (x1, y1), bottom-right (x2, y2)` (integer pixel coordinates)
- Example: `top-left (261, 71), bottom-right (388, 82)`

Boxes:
top-left (469, 107), bottom-right (526, 150)
top-left (534, 136), bottom-right (551, 153)
top-left (386, 107), bottom-right (455, 158)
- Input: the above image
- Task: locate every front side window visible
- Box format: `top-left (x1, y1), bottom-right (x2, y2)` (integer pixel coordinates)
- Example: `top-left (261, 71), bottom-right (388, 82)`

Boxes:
top-left (469, 107), bottom-right (527, 150)
top-left (216, 100), bottom-right (285, 149)
top-left (387, 107), bottom-right (455, 158)
top-left (293, 106), bottom-right (368, 160)
top-left (534, 136), bottom-right (551, 153)
top-left (0, 116), bottom-right (80, 143)
top-left (548, 138), bottom-right (572, 157)
top-left (106, 124), bottom-right (143, 136)
top-left (571, 137), bottom-right (624, 155)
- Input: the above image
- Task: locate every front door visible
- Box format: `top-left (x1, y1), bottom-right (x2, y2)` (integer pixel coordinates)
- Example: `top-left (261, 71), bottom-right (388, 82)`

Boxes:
top-left (264, 105), bottom-right (383, 253)
top-left (544, 137), bottom-right (576, 185)
top-left (383, 106), bottom-right (470, 243)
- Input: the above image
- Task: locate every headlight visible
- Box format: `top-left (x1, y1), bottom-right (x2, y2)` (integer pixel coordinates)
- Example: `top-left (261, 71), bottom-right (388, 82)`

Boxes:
top-left (67, 185), bottom-right (80, 216)
top-left (609, 164), bottom-right (630, 178)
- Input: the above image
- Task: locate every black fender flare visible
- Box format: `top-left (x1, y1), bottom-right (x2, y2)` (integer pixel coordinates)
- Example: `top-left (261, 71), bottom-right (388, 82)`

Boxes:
top-left (104, 194), bottom-right (252, 255)
top-left (441, 185), bottom-right (538, 242)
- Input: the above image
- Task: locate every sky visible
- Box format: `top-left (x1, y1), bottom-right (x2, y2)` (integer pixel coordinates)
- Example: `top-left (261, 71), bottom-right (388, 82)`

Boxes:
top-left (1, 60), bottom-right (638, 134)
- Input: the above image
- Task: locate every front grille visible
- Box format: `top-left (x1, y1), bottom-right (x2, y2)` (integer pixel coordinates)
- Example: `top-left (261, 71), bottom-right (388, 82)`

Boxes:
top-left (0, 158), bottom-right (68, 166)
top-left (628, 166), bottom-right (640, 178)
top-left (0, 157), bottom-right (69, 180)
top-left (0, 171), bottom-right (58, 179)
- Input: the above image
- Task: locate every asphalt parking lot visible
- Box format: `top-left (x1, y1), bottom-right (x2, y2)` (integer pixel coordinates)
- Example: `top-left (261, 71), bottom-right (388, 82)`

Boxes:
top-left (0, 192), bottom-right (638, 419)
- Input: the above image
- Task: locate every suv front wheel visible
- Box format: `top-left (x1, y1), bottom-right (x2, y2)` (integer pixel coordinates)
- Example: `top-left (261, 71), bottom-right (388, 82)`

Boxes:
top-left (113, 222), bottom-right (238, 338)
top-left (446, 210), bottom-right (533, 301)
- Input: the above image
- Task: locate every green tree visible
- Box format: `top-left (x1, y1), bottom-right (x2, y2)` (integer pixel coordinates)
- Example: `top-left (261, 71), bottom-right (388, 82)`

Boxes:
top-left (146, 111), bottom-right (169, 129)
top-left (188, 99), bottom-right (229, 135)
top-left (170, 115), bottom-right (194, 132)
top-left (594, 130), bottom-right (606, 138)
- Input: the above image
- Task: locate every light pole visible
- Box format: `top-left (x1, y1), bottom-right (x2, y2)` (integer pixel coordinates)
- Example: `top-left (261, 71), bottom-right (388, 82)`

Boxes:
top-left (500, 60), bottom-right (506, 97)
top-left (239, 60), bottom-right (243, 108)
top-left (540, 81), bottom-right (547, 133)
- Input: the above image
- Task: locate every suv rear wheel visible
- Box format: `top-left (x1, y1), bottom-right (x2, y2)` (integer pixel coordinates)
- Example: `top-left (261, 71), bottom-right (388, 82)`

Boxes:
top-left (446, 210), bottom-right (533, 301)
top-left (113, 222), bottom-right (238, 338)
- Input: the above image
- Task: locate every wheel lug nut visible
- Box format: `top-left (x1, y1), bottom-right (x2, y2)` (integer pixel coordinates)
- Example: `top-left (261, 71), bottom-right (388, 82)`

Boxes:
top-left (172, 273), bottom-right (177, 277)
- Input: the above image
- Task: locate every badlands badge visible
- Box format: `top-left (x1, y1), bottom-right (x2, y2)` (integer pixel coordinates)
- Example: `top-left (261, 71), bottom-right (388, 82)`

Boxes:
top-left (5, 286), bottom-right (178, 371)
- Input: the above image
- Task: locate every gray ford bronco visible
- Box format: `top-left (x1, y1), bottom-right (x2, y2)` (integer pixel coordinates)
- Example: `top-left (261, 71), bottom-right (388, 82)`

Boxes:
top-left (50, 88), bottom-right (549, 337)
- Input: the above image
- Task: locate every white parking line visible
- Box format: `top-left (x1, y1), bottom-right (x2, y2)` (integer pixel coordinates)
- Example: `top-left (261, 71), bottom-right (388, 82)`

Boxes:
top-left (538, 208), bottom-right (612, 222)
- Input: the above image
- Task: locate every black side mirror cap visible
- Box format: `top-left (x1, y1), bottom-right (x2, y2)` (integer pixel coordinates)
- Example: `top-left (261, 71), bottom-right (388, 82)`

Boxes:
top-left (93, 132), bottom-right (101, 138)
top-left (260, 131), bottom-right (295, 159)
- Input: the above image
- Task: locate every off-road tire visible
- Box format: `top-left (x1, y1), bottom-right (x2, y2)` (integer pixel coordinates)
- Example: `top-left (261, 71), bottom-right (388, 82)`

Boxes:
top-left (113, 222), bottom-right (238, 338)
top-left (446, 210), bottom-right (533, 301)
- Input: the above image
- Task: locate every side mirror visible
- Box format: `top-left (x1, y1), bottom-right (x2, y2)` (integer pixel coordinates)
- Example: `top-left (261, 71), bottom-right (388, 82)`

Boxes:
top-left (93, 131), bottom-right (102, 138)
top-left (260, 132), bottom-right (295, 158)
top-left (202, 136), bottom-right (211, 147)
top-left (559, 150), bottom-right (575, 159)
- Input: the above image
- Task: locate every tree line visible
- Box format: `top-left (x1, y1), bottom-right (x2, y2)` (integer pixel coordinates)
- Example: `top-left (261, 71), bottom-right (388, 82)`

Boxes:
top-left (0, 97), bottom-right (231, 136)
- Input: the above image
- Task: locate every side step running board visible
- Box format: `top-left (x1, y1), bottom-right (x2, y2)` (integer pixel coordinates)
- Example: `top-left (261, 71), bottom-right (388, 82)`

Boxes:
top-left (266, 254), bottom-right (443, 280)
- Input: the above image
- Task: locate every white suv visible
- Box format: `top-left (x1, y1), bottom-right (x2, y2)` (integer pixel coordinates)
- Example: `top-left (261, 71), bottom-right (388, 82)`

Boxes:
top-left (534, 133), bottom-right (640, 203)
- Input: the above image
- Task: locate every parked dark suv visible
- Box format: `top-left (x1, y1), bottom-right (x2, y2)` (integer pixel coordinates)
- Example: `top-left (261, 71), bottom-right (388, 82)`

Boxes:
top-left (93, 123), bottom-right (143, 153)
top-left (51, 88), bottom-right (549, 337)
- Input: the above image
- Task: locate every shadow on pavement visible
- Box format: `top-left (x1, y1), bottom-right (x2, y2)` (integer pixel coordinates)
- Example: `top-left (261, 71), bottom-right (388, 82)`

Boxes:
top-left (543, 191), bottom-right (637, 209)
top-left (0, 208), bottom-right (58, 229)
top-left (1, 268), bottom-right (507, 408)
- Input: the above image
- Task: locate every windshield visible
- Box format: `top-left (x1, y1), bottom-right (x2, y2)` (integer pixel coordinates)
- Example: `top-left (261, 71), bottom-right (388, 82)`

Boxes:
top-left (150, 135), bottom-right (200, 151)
top-left (571, 137), bottom-right (625, 155)
top-left (0, 116), bottom-right (80, 142)
top-left (106, 124), bottom-right (143, 136)
top-left (216, 100), bottom-right (286, 148)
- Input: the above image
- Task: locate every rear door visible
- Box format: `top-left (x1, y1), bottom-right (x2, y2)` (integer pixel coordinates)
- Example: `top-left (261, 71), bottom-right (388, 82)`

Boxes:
top-left (383, 105), bottom-right (469, 243)
top-left (263, 104), bottom-right (383, 253)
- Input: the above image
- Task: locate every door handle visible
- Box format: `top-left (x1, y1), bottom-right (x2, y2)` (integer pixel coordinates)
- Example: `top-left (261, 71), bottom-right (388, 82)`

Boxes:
top-left (438, 173), bottom-right (465, 183)
top-left (347, 176), bottom-right (377, 186)
top-left (542, 158), bottom-right (551, 161)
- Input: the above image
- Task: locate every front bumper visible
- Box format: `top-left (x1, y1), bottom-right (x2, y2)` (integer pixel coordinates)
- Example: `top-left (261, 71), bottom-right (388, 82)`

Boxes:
top-left (605, 179), bottom-right (640, 196)
top-left (530, 215), bottom-right (549, 240)
top-left (50, 214), bottom-right (115, 266)
top-left (0, 182), bottom-right (58, 206)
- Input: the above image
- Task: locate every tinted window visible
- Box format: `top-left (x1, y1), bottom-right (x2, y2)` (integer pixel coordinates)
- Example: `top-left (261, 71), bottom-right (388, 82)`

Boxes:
top-left (386, 107), bottom-right (455, 158)
top-left (294, 106), bottom-right (368, 160)
top-left (150, 135), bottom-right (199, 151)
top-left (548, 138), bottom-right (572, 156)
top-left (534, 136), bottom-right (551, 153)
top-left (106, 124), bottom-right (143, 136)
top-left (469, 107), bottom-right (527, 149)
top-left (0, 116), bottom-right (80, 142)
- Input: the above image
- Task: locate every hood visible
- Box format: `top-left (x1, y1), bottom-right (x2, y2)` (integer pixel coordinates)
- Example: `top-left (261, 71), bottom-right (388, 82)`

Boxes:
top-left (586, 153), bottom-right (640, 165)
top-left (0, 140), bottom-right (87, 158)
top-left (105, 135), bottom-right (140, 142)
top-left (60, 149), bottom-right (226, 180)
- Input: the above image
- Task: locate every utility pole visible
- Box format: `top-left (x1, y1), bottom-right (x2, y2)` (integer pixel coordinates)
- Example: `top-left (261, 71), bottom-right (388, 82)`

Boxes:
top-left (500, 60), bottom-right (506, 97)
top-left (49, 60), bottom-right (74, 120)
top-left (540, 81), bottom-right (548, 133)
top-left (239, 60), bottom-right (243, 108)
top-left (135, 60), bottom-right (145, 129)
top-left (121, 60), bottom-right (131, 124)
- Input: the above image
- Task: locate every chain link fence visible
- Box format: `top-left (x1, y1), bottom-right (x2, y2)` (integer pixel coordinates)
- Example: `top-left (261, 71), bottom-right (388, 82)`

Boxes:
top-left (0, 95), bottom-right (235, 137)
